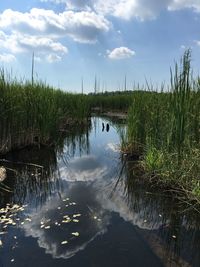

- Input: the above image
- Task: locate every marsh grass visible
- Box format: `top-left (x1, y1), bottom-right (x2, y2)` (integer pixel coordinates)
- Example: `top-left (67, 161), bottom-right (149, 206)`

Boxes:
top-left (124, 50), bottom-right (200, 205)
top-left (0, 70), bottom-right (90, 154)
top-left (89, 91), bottom-right (134, 111)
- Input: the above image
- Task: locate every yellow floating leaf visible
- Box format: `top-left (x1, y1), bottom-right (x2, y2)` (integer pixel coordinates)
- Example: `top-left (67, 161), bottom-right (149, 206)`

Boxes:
top-left (71, 232), bottom-right (79, 237)
top-left (61, 241), bottom-right (68, 245)
top-left (73, 214), bottom-right (81, 218)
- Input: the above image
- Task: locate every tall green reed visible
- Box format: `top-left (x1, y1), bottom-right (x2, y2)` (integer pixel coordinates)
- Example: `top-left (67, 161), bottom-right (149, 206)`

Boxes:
top-left (0, 70), bottom-right (90, 154)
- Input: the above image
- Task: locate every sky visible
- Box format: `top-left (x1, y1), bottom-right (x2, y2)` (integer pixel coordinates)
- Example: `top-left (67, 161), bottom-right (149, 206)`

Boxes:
top-left (0, 0), bottom-right (200, 93)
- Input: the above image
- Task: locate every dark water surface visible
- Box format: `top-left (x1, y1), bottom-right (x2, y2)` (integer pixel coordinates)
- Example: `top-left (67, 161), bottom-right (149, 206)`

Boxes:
top-left (0, 117), bottom-right (199, 267)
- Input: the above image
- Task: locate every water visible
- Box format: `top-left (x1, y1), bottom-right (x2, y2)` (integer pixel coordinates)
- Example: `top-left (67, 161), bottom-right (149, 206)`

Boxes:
top-left (0, 117), bottom-right (199, 267)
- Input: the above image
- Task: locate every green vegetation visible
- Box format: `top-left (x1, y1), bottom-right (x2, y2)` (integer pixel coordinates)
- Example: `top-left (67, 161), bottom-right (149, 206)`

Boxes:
top-left (0, 50), bottom-right (200, 207)
top-left (0, 69), bottom-right (90, 154)
top-left (123, 50), bottom-right (200, 206)
top-left (88, 91), bottom-right (134, 111)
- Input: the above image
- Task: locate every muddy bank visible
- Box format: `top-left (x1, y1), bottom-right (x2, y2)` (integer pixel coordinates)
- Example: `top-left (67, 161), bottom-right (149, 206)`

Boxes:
top-left (0, 117), bottom-right (91, 155)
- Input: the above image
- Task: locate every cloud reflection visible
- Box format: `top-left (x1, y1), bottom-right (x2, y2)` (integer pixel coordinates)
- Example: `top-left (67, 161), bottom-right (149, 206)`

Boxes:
top-left (59, 155), bottom-right (108, 182)
top-left (22, 183), bottom-right (111, 259)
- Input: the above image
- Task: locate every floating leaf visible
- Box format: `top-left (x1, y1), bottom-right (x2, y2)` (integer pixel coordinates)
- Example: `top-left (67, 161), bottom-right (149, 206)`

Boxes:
top-left (62, 219), bottom-right (71, 223)
top-left (73, 214), bottom-right (81, 218)
top-left (61, 241), bottom-right (68, 245)
top-left (71, 232), bottom-right (79, 237)
top-left (62, 198), bottom-right (69, 202)
top-left (0, 232), bottom-right (7, 235)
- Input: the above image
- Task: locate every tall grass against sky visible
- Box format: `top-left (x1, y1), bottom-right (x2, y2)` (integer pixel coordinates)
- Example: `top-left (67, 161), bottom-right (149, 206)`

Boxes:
top-left (124, 50), bottom-right (200, 203)
top-left (0, 70), bottom-right (90, 154)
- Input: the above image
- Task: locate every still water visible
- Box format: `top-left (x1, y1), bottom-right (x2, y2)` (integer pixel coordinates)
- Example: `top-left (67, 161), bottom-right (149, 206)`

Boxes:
top-left (0, 117), bottom-right (199, 267)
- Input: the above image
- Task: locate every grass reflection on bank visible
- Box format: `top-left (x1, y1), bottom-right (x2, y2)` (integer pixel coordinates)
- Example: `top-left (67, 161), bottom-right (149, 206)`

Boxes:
top-left (0, 125), bottom-right (91, 207)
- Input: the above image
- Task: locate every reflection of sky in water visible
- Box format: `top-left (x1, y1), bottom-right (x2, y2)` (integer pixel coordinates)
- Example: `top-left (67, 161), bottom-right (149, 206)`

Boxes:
top-left (58, 118), bottom-right (163, 231)
top-left (23, 183), bottom-right (111, 259)
top-left (22, 117), bottom-right (163, 261)
top-left (1, 117), bottom-right (200, 267)
top-left (21, 118), bottom-right (124, 260)
top-left (59, 155), bottom-right (108, 182)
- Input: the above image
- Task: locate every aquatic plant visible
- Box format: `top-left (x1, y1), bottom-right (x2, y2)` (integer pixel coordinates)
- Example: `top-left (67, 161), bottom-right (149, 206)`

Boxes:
top-left (0, 70), bottom-right (90, 154)
top-left (124, 50), bottom-right (200, 205)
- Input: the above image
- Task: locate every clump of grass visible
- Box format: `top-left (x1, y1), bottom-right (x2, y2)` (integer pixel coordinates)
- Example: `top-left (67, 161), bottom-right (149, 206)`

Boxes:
top-left (0, 70), bottom-right (90, 154)
top-left (124, 50), bottom-right (200, 206)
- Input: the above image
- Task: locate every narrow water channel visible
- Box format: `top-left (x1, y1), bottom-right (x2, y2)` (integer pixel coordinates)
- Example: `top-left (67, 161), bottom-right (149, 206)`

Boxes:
top-left (0, 117), bottom-right (199, 267)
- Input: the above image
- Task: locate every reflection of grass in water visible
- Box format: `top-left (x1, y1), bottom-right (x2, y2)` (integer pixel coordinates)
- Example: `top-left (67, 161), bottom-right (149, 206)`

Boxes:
top-left (116, 157), bottom-right (200, 267)
top-left (0, 125), bottom-right (91, 207)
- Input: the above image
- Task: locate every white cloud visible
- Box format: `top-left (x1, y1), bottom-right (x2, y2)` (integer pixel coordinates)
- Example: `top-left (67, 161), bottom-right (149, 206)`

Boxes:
top-left (93, 0), bottom-right (172, 20)
top-left (41, 0), bottom-right (200, 21)
top-left (0, 8), bottom-right (110, 44)
top-left (95, 0), bottom-right (200, 20)
top-left (0, 8), bottom-right (110, 63)
top-left (44, 0), bottom-right (200, 21)
top-left (40, 0), bottom-right (92, 10)
top-left (0, 53), bottom-right (16, 63)
top-left (107, 47), bottom-right (135, 60)
top-left (168, 0), bottom-right (200, 12)
top-left (0, 31), bottom-right (68, 62)
top-left (18, 35), bottom-right (68, 54)
top-left (46, 54), bottom-right (62, 63)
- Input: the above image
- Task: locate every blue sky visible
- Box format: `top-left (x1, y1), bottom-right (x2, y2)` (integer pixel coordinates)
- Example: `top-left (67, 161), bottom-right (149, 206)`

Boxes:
top-left (0, 0), bottom-right (200, 93)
